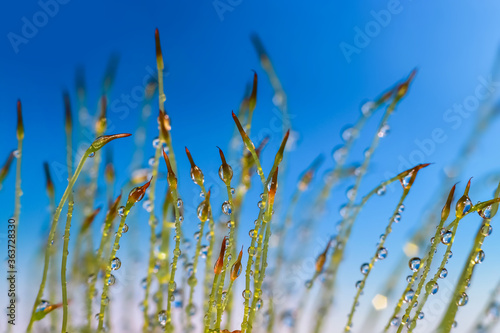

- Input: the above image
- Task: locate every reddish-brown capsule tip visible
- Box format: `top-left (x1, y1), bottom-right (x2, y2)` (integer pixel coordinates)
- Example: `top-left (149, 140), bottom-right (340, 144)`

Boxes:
top-left (396, 68), bottom-right (418, 99)
top-left (159, 110), bottom-right (171, 141)
top-left (43, 162), bottom-right (54, 199)
top-left (90, 133), bottom-right (131, 152)
top-left (441, 184), bottom-right (457, 222)
top-left (274, 130), bottom-right (290, 165)
top-left (256, 136), bottom-right (270, 157)
top-left (217, 147), bottom-right (233, 184)
top-left (269, 167), bottom-right (279, 206)
top-left (107, 193), bottom-right (123, 219)
top-left (0, 151), bottom-right (15, 183)
top-left (214, 236), bottom-right (228, 275)
top-left (315, 238), bottom-right (332, 273)
top-left (464, 177), bottom-right (472, 196)
top-left (128, 177), bottom-right (152, 204)
top-left (81, 207), bottom-right (102, 232)
top-left (155, 28), bottom-right (164, 70)
top-left (17, 99), bottom-right (24, 140)
top-left (217, 147), bottom-right (227, 165)
top-left (95, 95), bottom-right (107, 134)
top-left (230, 246), bottom-right (244, 281)
top-left (162, 149), bottom-right (178, 189)
top-left (232, 111), bottom-right (249, 141)
top-left (185, 147), bottom-right (196, 168)
top-left (63, 91), bottom-right (72, 132)
top-left (248, 71), bottom-right (258, 112)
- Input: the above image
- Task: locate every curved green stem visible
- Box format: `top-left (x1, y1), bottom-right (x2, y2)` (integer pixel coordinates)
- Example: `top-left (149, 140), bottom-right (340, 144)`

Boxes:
top-left (27, 151), bottom-right (89, 332)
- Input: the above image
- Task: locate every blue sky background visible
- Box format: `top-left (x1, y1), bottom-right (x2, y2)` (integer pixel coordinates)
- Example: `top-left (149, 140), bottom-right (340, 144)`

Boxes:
top-left (2, 0), bottom-right (500, 332)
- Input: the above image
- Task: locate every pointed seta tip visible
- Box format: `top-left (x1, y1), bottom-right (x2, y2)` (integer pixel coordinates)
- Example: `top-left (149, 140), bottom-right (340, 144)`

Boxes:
top-left (142, 176), bottom-right (153, 190)
top-left (465, 177), bottom-right (473, 193)
top-left (216, 146), bottom-right (227, 164)
top-left (231, 110), bottom-right (237, 118)
top-left (155, 28), bottom-right (159, 37)
top-left (162, 149), bottom-right (173, 172)
top-left (112, 133), bottom-right (131, 138)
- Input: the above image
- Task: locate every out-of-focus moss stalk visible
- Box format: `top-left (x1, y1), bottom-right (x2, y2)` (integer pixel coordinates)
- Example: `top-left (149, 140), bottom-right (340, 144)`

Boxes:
top-left (0, 150), bottom-right (15, 190)
top-left (14, 100), bottom-right (23, 245)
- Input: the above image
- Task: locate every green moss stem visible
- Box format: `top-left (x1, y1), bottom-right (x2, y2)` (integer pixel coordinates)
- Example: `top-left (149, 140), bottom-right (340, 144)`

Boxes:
top-left (61, 197), bottom-right (75, 333)
top-left (27, 150), bottom-right (90, 332)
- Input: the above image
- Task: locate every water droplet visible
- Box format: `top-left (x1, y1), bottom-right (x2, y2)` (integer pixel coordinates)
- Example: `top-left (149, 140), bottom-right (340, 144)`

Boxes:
top-left (141, 277), bottom-right (147, 289)
top-left (481, 224), bottom-right (493, 237)
top-left (342, 127), bottom-right (358, 141)
top-left (393, 213), bottom-right (402, 223)
top-left (122, 223), bottom-right (129, 233)
top-left (439, 268), bottom-right (448, 279)
top-left (401, 172), bottom-right (413, 189)
top-left (107, 274), bottom-right (116, 286)
top-left (218, 164), bottom-right (233, 183)
top-left (474, 250), bottom-right (485, 264)
top-left (148, 157), bottom-right (155, 166)
top-left (305, 280), bottom-right (313, 289)
top-left (201, 245), bottom-right (208, 258)
top-left (377, 186), bottom-right (386, 196)
top-left (417, 312), bottom-right (424, 320)
top-left (176, 198), bottom-right (183, 208)
top-left (230, 187), bottom-right (236, 195)
top-left (448, 251), bottom-right (453, 259)
top-left (332, 146), bottom-right (347, 163)
top-left (390, 316), bottom-right (401, 326)
top-left (404, 289), bottom-right (414, 303)
top-left (142, 200), bottom-right (152, 212)
top-left (441, 231), bottom-right (452, 245)
top-left (152, 138), bottom-right (160, 148)
top-left (255, 298), bottom-right (263, 311)
top-left (222, 201), bottom-right (232, 215)
top-left (13, 150), bottom-right (20, 158)
top-left (479, 205), bottom-right (492, 219)
top-left (36, 300), bottom-right (50, 312)
top-left (360, 263), bottom-right (370, 275)
top-left (89, 152), bottom-right (95, 158)
top-left (249, 229), bottom-right (256, 238)
top-left (158, 310), bottom-right (167, 327)
top-left (346, 186), bottom-right (356, 200)
top-left (398, 204), bottom-right (405, 213)
top-left (408, 257), bottom-right (421, 272)
top-left (355, 280), bottom-right (365, 289)
top-left (406, 275), bottom-right (414, 283)
top-left (111, 257), bottom-right (121, 270)
top-left (378, 123), bottom-right (390, 138)
top-left (118, 206), bottom-right (125, 217)
top-left (426, 281), bottom-right (439, 295)
top-left (376, 247), bottom-right (388, 260)
top-left (242, 289), bottom-right (252, 299)
top-left (457, 292), bottom-right (468, 306)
